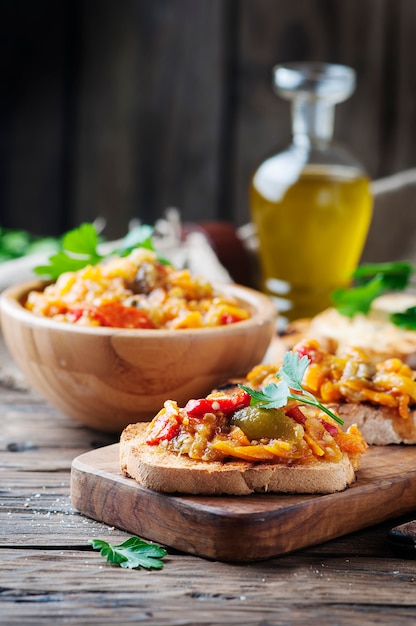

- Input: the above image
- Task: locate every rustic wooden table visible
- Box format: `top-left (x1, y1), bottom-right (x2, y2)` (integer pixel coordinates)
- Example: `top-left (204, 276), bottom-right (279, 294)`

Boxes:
top-left (2, 380), bottom-right (416, 625)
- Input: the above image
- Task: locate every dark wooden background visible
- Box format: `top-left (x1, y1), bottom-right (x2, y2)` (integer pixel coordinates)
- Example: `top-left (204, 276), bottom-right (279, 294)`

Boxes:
top-left (1, 0), bottom-right (415, 240)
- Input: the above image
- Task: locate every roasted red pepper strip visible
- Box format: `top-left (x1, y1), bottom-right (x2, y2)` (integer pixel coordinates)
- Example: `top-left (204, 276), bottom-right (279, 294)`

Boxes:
top-left (293, 340), bottom-right (323, 363)
top-left (69, 302), bottom-right (155, 329)
top-left (220, 312), bottom-right (245, 325)
top-left (68, 308), bottom-right (84, 322)
top-left (185, 389), bottom-right (251, 417)
top-left (319, 419), bottom-right (339, 437)
top-left (285, 404), bottom-right (339, 436)
top-left (285, 405), bottom-right (306, 424)
top-left (146, 406), bottom-right (181, 445)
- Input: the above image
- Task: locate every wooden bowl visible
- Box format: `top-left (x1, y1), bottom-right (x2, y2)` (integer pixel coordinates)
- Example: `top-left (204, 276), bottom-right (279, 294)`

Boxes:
top-left (0, 280), bottom-right (277, 433)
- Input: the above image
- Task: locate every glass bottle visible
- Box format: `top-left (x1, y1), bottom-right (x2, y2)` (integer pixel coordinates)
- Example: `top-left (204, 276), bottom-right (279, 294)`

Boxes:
top-left (250, 62), bottom-right (373, 323)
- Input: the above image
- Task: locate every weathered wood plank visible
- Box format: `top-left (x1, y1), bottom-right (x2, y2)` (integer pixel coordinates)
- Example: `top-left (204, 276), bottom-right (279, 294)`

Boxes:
top-left (1, 550), bottom-right (416, 625)
top-left (0, 388), bottom-right (116, 451)
top-left (0, 494), bottom-right (409, 557)
top-left (1, 605), bottom-right (415, 626)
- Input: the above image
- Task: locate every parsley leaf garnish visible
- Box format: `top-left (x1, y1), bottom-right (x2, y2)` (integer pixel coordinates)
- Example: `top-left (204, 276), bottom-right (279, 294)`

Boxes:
top-left (390, 306), bottom-right (416, 330)
top-left (0, 227), bottom-right (59, 262)
top-left (353, 261), bottom-right (413, 290)
top-left (89, 536), bottom-right (167, 570)
top-left (331, 261), bottom-right (416, 318)
top-left (34, 223), bottom-right (104, 279)
top-left (33, 222), bottom-right (163, 280)
top-left (240, 350), bottom-right (344, 426)
top-left (331, 274), bottom-right (386, 317)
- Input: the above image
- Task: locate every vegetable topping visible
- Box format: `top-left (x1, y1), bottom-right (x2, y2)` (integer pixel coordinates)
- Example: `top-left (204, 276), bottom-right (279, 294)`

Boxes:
top-left (25, 225), bottom-right (251, 329)
top-left (145, 350), bottom-right (368, 466)
top-left (290, 339), bottom-right (416, 419)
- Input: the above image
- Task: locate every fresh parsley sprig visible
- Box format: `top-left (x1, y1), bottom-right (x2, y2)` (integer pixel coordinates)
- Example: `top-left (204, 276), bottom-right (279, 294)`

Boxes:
top-left (331, 273), bottom-right (386, 317)
top-left (0, 226), bottom-right (59, 262)
top-left (390, 306), bottom-right (416, 330)
top-left (33, 223), bottom-right (104, 279)
top-left (89, 536), bottom-right (167, 570)
top-left (331, 261), bottom-right (416, 319)
top-left (33, 222), bottom-right (162, 280)
top-left (239, 350), bottom-right (344, 426)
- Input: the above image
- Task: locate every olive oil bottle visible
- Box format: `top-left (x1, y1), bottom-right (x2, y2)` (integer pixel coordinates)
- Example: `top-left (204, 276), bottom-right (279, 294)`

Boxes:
top-left (250, 63), bottom-right (373, 323)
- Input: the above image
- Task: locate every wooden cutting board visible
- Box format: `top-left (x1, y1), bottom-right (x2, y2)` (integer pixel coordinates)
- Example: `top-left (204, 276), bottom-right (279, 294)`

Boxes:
top-left (71, 444), bottom-right (416, 562)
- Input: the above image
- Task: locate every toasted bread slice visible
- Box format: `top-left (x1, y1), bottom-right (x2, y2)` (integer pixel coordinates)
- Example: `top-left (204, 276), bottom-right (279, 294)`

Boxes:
top-left (120, 423), bottom-right (357, 495)
top-left (274, 294), bottom-right (416, 367)
top-left (328, 403), bottom-right (416, 445)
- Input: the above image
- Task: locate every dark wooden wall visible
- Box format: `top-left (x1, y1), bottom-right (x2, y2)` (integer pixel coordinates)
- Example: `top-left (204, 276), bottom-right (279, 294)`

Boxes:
top-left (1, 0), bottom-right (415, 239)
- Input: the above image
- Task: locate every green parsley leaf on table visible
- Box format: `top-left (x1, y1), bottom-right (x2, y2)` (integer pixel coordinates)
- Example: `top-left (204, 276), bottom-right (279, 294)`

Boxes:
top-left (89, 536), bottom-right (167, 570)
top-left (239, 350), bottom-right (344, 426)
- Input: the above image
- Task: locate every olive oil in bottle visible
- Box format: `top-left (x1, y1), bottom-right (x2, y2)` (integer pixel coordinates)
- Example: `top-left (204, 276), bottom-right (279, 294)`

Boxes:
top-left (250, 63), bottom-right (373, 323)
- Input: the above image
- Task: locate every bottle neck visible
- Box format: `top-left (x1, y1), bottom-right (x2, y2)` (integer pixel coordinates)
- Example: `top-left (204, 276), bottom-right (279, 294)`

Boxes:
top-left (291, 98), bottom-right (335, 147)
